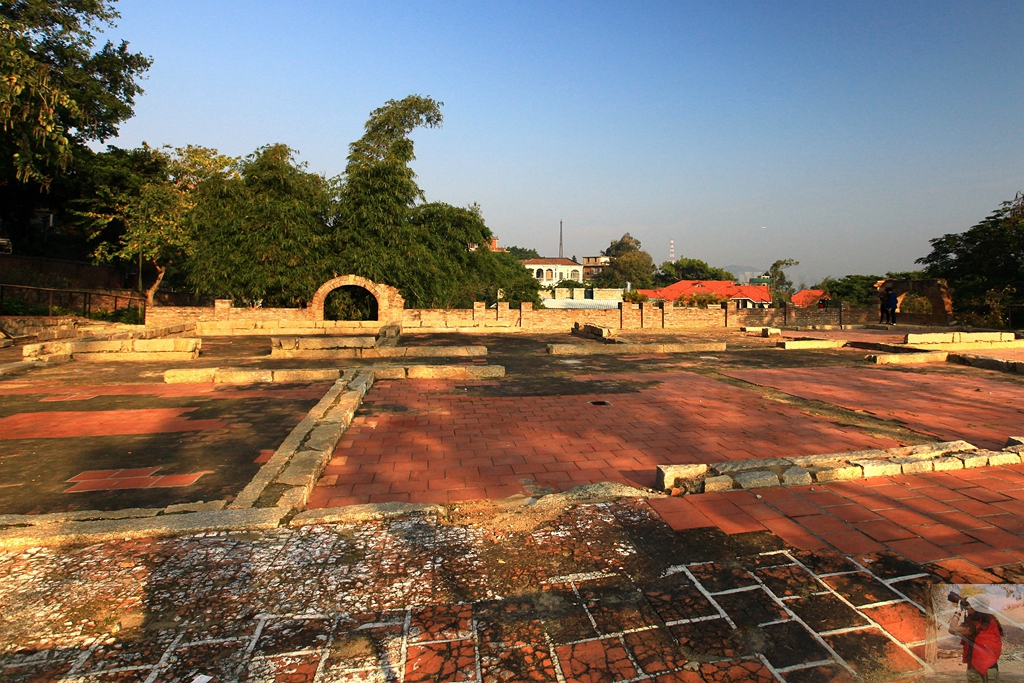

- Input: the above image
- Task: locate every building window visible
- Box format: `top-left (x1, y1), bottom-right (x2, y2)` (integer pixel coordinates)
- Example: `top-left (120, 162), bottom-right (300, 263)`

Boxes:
top-left (545, 269), bottom-right (553, 279)
top-left (571, 270), bottom-right (580, 280)
top-left (535, 269), bottom-right (543, 278)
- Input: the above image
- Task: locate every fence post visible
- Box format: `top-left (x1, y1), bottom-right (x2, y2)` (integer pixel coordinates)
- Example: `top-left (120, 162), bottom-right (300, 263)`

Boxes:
top-left (48, 291), bottom-right (53, 317)
top-left (0, 285), bottom-right (3, 315)
top-left (839, 300), bottom-right (844, 328)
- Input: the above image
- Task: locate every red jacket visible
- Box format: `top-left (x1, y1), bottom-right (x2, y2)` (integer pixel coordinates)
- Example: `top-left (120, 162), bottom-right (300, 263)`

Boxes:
top-left (962, 615), bottom-right (1002, 675)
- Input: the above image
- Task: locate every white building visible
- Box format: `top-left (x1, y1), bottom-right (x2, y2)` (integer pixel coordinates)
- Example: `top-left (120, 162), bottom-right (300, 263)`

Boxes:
top-left (521, 258), bottom-right (583, 285)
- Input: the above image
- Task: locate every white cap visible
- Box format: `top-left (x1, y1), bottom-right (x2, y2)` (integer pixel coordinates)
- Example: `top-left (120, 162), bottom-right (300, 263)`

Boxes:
top-left (967, 594), bottom-right (992, 613)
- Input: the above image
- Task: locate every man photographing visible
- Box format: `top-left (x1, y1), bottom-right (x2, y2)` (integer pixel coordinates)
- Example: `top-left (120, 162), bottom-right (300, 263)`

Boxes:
top-left (948, 592), bottom-right (1003, 682)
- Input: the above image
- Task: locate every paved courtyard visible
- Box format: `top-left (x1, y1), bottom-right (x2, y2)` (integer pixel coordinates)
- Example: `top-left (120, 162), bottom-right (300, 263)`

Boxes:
top-left (3, 327), bottom-right (1024, 681)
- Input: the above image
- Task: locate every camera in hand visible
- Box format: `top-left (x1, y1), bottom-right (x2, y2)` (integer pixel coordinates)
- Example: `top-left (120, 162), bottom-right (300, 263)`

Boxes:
top-left (947, 591), bottom-right (969, 609)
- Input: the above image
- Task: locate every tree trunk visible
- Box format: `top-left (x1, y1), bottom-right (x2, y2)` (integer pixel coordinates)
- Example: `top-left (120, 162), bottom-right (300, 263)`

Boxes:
top-left (146, 263), bottom-right (166, 306)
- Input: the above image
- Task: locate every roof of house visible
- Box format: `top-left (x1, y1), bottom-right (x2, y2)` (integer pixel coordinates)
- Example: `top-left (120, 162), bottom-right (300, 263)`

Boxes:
top-left (790, 289), bottom-right (831, 307)
top-left (520, 258), bottom-right (582, 266)
top-left (637, 280), bottom-right (773, 304)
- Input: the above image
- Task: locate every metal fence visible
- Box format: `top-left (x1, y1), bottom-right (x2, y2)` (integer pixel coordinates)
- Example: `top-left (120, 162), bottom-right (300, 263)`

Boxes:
top-left (0, 283), bottom-right (146, 318)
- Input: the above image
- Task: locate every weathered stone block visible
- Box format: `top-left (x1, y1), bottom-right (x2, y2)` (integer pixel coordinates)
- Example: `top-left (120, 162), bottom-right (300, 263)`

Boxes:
top-left (777, 339), bottom-right (846, 350)
top-left (761, 328), bottom-right (781, 337)
top-left (405, 365), bottom-right (505, 379)
top-left (852, 459), bottom-right (901, 478)
top-left (905, 332), bottom-right (953, 345)
top-left (296, 336), bottom-right (376, 349)
top-left (734, 470), bottom-right (779, 489)
top-left (276, 486), bottom-right (309, 510)
top-left (76, 351), bottom-right (198, 362)
top-left (272, 369), bottom-right (340, 383)
top-left (372, 366), bottom-right (407, 379)
top-left (164, 367), bottom-right (217, 383)
top-left (932, 456), bottom-right (964, 471)
top-left (886, 441), bottom-right (976, 458)
top-left (958, 452), bottom-right (990, 468)
top-left (655, 464), bottom-right (708, 490)
top-left (870, 352), bottom-right (948, 365)
top-left (277, 450), bottom-right (329, 486)
top-left (782, 466), bottom-right (812, 486)
top-left (703, 475), bottom-right (734, 492)
top-left (303, 423), bottom-right (344, 453)
top-left (712, 458), bottom-right (790, 475)
top-left (892, 457), bottom-right (933, 474)
top-left (215, 368), bottom-right (273, 384)
top-left (988, 452), bottom-right (1022, 467)
top-left (1006, 445), bottom-right (1024, 454)
top-left (813, 465), bottom-right (862, 482)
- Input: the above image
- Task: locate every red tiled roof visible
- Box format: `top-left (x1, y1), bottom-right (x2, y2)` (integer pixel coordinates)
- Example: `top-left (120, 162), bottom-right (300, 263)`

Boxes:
top-left (637, 280), bottom-right (772, 303)
top-left (791, 289), bottom-right (831, 308)
top-left (520, 258), bottom-right (581, 266)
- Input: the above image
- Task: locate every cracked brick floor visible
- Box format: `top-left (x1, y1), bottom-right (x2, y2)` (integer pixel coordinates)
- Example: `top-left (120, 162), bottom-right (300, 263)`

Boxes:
top-left (309, 373), bottom-right (901, 507)
top-left (2, 497), bottom-right (989, 683)
top-left (722, 366), bottom-right (1024, 450)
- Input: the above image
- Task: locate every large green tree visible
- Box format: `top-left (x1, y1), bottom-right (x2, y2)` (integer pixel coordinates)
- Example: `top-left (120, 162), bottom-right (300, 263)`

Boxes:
top-left (84, 145), bottom-right (237, 304)
top-left (595, 233), bottom-right (656, 288)
top-left (766, 258), bottom-right (799, 303)
top-left (328, 95), bottom-right (539, 309)
top-left (1, 0), bottom-right (150, 185)
top-left (185, 144), bottom-right (332, 306)
top-left (814, 274), bottom-right (881, 308)
top-left (657, 257), bottom-right (734, 286)
top-left (917, 193), bottom-right (1024, 325)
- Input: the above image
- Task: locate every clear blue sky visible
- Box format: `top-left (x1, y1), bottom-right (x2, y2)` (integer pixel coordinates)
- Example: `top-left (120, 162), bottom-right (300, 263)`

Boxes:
top-left (103, 0), bottom-right (1024, 285)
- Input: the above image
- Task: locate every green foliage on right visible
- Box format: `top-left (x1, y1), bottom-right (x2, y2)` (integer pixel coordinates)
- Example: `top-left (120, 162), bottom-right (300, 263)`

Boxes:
top-left (917, 193), bottom-right (1024, 326)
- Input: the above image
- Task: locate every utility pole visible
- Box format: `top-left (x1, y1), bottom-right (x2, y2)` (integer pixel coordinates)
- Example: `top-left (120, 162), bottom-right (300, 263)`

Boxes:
top-left (670, 239), bottom-right (675, 262)
top-left (559, 221), bottom-right (564, 259)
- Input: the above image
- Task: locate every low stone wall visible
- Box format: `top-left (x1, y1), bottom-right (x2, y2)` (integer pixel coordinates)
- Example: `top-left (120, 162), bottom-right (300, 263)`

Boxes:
top-left (24, 337), bottom-right (201, 363)
top-left (144, 301), bottom-right (908, 335)
top-left (656, 440), bottom-right (1023, 493)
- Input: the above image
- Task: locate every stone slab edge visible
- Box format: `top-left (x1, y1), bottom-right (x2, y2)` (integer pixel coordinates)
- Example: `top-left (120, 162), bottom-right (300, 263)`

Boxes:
top-left (654, 439), bottom-right (1024, 493)
top-left (867, 351), bottom-right (949, 365)
top-left (948, 353), bottom-right (1024, 375)
top-left (227, 373), bottom-right (359, 509)
top-left (290, 502), bottom-right (444, 526)
top-left (546, 342), bottom-right (726, 355)
top-left (0, 508), bottom-right (287, 551)
top-left (0, 359), bottom-right (47, 378)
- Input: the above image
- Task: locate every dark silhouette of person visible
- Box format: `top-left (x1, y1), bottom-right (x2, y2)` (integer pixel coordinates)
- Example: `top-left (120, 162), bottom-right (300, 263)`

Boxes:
top-left (948, 593), bottom-right (1003, 682)
top-left (884, 287), bottom-right (898, 325)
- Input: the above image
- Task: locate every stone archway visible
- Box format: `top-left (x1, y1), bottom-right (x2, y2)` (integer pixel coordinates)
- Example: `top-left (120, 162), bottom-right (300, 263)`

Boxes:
top-left (309, 275), bottom-right (405, 325)
top-left (875, 278), bottom-right (952, 325)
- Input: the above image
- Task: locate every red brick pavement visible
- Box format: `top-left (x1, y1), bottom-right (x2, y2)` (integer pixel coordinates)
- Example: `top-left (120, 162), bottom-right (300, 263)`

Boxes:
top-left (649, 462), bottom-right (1024, 575)
top-left (724, 366), bottom-right (1024, 449)
top-left (310, 374), bottom-right (900, 507)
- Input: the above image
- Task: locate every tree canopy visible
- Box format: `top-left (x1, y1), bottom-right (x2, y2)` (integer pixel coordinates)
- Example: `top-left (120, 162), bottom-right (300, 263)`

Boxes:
top-left (0, 0), bottom-right (151, 186)
top-left (506, 245), bottom-right (539, 260)
top-left (657, 258), bottom-right (734, 286)
top-left (917, 192), bottom-right (1024, 325)
top-left (595, 234), bottom-right (656, 289)
top-left (766, 258), bottom-right (799, 303)
top-left (184, 144), bottom-right (331, 306)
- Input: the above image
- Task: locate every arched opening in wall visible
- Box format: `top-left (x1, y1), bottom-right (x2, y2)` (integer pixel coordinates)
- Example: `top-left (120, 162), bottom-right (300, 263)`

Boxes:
top-left (898, 292), bottom-right (933, 314)
top-left (536, 269), bottom-right (543, 278)
top-left (545, 269), bottom-right (554, 279)
top-left (571, 270), bottom-right (580, 279)
top-left (324, 285), bottom-right (379, 321)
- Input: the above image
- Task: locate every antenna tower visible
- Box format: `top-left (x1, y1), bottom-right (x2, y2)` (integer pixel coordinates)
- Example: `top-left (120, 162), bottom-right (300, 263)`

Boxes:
top-left (669, 239), bottom-right (675, 262)
top-left (559, 221), bottom-right (564, 259)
